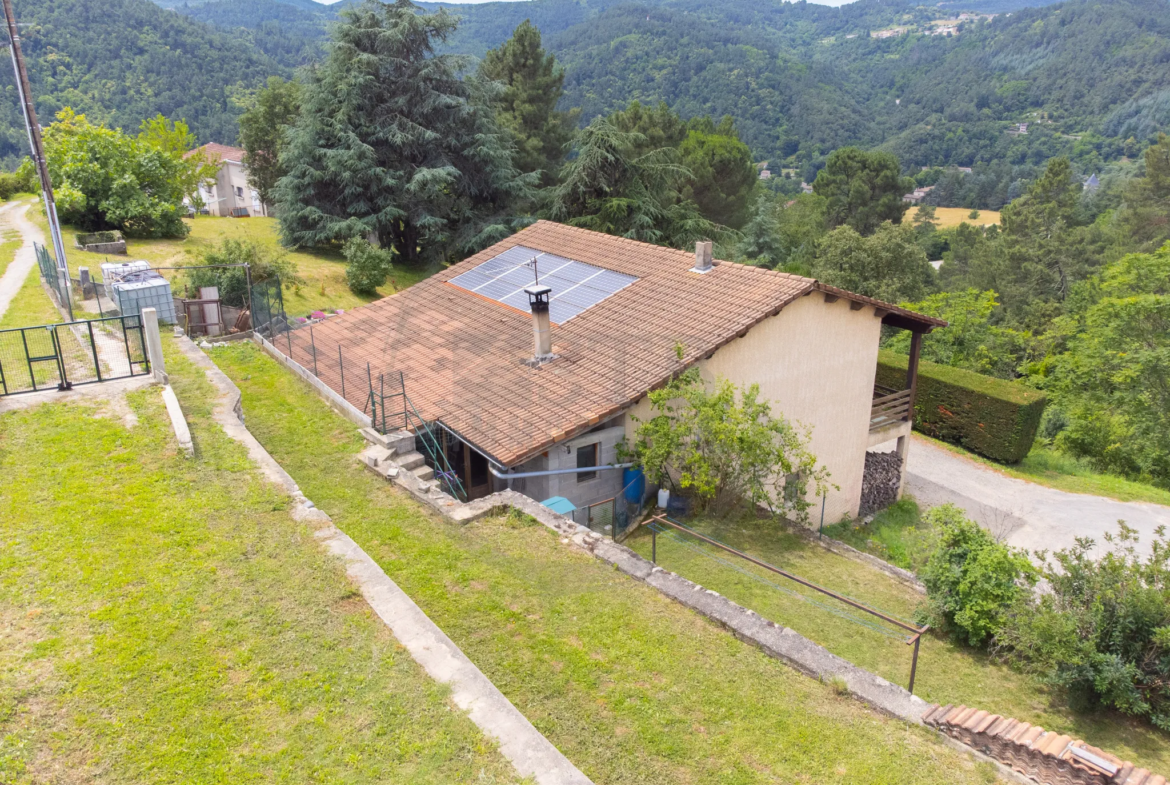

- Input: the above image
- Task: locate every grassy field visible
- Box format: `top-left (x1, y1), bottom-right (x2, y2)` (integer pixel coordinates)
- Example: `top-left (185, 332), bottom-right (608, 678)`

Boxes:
top-left (208, 341), bottom-right (1017, 785)
top-left (626, 511), bottom-right (1170, 772)
top-left (22, 202), bottom-right (432, 316)
top-left (0, 339), bottom-right (520, 783)
top-left (920, 434), bottom-right (1170, 506)
top-left (911, 206), bottom-right (1001, 229)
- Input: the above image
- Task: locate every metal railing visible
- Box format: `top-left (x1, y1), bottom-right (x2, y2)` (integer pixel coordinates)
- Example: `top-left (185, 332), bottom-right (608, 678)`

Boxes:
top-left (0, 314), bottom-right (150, 396)
top-left (870, 385), bottom-right (913, 432)
top-left (645, 514), bottom-right (929, 694)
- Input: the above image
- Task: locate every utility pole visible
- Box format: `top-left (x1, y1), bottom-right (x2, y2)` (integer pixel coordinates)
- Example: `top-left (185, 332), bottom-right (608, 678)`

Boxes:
top-left (2, 0), bottom-right (72, 320)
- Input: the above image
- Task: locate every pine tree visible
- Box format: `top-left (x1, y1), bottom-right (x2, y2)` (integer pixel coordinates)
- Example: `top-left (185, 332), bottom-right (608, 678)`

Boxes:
top-left (547, 116), bottom-right (715, 249)
top-left (478, 20), bottom-right (577, 186)
top-left (275, 0), bottom-right (532, 266)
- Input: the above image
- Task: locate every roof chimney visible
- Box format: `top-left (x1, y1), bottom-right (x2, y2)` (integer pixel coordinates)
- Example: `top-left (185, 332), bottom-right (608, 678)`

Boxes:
top-left (691, 240), bottom-right (713, 273)
top-left (524, 283), bottom-right (554, 361)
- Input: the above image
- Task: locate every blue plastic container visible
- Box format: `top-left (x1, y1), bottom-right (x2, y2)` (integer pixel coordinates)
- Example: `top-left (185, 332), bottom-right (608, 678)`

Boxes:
top-left (622, 467), bottom-right (645, 503)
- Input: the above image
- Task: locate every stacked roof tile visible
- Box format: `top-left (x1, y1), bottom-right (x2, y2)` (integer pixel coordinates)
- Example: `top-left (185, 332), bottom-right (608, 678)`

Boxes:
top-left (924, 703), bottom-right (1164, 785)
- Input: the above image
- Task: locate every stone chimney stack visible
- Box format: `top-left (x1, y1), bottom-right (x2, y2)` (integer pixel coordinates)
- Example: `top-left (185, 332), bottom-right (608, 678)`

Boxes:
top-left (524, 283), bottom-right (554, 360)
top-left (691, 240), bottom-right (714, 273)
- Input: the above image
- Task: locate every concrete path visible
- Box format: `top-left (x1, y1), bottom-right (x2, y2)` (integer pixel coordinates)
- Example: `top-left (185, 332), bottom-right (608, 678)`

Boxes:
top-left (899, 435), bottom-right (1170, 559)
top-left (0, 200), bottom-right (42, 322)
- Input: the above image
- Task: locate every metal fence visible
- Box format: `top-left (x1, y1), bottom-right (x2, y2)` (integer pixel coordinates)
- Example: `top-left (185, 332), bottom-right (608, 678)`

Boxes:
top-left (249, 277), bottom-right (466, 501)
top-left (0, 314), bottom-right (150, 396)
top-left (34, 241), bottom-right (69, 314)
top-left (644, 514), bottom-right (929, 694)
top-left (250, 277), bottom-right (290, 339)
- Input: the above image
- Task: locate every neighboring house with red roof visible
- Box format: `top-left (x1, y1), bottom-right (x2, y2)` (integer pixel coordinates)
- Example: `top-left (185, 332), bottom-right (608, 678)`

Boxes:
top-left (294, 221), bottom-right (943, 523)
top-left (185, 143), bottom-right (271, 218)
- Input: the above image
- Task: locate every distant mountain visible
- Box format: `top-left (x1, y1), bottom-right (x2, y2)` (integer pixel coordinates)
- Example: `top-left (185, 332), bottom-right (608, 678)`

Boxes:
top-left (153, 0), bottom-right (329, 10)
top-left (0, 0), bottom-right (288, 164)
top-left (5, 0), bottom-right (1165, 171)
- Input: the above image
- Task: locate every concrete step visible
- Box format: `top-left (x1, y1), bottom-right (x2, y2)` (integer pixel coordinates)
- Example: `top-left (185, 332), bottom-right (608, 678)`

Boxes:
top-left (413, 464), bottom-right (435, 481)
top-left (359, 428), bottom-right (416, 456)
top-left (396, 451), bottom-right (426, 471)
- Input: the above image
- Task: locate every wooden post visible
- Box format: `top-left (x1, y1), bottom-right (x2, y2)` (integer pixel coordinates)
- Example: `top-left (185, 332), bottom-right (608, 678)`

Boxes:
top-left (906, 330), bottom-right (923, 423)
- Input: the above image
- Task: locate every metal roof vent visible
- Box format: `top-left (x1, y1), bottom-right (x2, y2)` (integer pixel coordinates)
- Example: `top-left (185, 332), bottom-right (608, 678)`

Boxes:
top-left (691, 240), bottom-right (714, 274)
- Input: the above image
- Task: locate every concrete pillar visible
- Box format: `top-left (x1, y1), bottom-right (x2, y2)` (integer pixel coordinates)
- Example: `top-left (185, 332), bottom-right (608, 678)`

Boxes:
top-left (895, 434), bottom-right (910, 500)
top-left (142, 307), bottom-right (167, 384)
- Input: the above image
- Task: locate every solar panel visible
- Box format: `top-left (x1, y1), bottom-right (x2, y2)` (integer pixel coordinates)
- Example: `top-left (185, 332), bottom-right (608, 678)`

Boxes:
top-left (448, 246), bottom-right (638, 323)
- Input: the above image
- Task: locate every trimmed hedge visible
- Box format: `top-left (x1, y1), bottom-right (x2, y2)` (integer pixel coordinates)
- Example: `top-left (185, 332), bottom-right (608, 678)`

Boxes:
top-left (876, 349), bottom-right (1047, 464)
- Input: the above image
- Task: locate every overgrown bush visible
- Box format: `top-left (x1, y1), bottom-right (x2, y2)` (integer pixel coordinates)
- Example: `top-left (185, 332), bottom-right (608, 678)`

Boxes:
top-left (917, 504), bottom-right (1037, 646)
top-left (623, 367), bottom-right (832, 522)
top-left (184, 239), bottom-right (302, 307)
top-left (0, 160), bottom-right (36, 201)
top-left (996, 523), bottom-right (1170, 729)
top-left (876, 349), bottom-right (1047, 463)
top-left (343, 238), bottom-right (393, 295)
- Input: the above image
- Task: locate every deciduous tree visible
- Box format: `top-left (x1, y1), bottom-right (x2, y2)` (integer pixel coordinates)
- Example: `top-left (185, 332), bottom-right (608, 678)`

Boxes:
top-left (812, 221), bottom-right (935, 303)
top-left (239, 76), bottom-right (302, 211)
top-left (44, 109), bottom-right (215, 238)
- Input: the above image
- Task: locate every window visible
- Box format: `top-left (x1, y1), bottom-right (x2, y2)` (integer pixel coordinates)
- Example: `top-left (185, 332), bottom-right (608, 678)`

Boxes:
top-left (576, 442), bottom-right (598, 483)
top-left (236, 186), bottom-right (244, 198)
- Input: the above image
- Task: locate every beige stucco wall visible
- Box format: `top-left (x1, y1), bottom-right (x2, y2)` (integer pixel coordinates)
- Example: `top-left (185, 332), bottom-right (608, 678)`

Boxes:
top-left (623, 293), bottom-right (884, 525)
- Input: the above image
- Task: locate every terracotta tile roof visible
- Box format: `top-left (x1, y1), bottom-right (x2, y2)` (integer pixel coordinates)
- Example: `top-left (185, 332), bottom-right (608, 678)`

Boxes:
top-left (305, 221), bottom-right (941, 467)
top-left (186, 142), bottom-right (246, 162)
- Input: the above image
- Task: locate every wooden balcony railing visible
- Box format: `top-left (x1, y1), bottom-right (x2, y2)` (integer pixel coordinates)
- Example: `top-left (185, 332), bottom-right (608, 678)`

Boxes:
top-left (870, 385), bottom-right (913, 432)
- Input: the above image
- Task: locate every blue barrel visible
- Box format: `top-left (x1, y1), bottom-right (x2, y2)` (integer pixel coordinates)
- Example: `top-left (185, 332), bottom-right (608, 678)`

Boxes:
top-left (622, 467), bottom-right (645, 503)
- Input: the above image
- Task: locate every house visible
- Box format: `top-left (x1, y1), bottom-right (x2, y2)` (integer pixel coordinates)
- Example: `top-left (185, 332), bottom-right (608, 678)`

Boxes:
top-left (759, 169), bottom-right (772, 180)
top-left (300, 222), bottom-right (942, 524)
top-left (902, 185), bottom-right (934, 204)
top-left (185, 143), bottom-right (272, 218)
top-left (1083, 173), bottom-right (1100, 192)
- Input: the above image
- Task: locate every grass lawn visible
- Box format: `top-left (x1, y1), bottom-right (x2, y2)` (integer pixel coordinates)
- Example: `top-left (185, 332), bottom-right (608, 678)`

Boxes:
top-left (209, 341), bottom-right (1011, 785)
top-left (634, 510), bottom-right (1170, 772)
top-left (22, 202), bottom-right (434, 316)
top-left (911, 206), bottom-right (1001, 230)
top-left (920, 434), bottom-right (1170, 507)
top-left (0, 338), bottom-right (521, 783)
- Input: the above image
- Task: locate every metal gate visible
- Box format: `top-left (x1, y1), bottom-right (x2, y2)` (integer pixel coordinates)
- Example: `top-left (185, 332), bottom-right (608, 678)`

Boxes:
top-left (0, 315), bottom-right (150, 396)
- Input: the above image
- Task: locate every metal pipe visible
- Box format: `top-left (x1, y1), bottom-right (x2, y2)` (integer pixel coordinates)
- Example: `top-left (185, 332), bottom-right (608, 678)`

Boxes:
top-left (488, 462), bottom-right (633, 480)
top-left (908, 633), bottom-right (924, 695)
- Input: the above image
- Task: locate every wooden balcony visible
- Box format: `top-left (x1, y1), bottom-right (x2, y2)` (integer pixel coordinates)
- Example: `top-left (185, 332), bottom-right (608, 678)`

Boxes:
top-left (870, 385), bottom-right (913, 432)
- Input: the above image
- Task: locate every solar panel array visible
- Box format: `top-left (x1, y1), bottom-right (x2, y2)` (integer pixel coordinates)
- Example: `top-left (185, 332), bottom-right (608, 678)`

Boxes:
top-left (447, 245), bottom-right (638, 323)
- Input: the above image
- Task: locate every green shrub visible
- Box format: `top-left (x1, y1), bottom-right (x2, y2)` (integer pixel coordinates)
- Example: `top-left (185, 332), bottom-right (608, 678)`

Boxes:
top-left (917, 504), bottom-right (1037, 647)
top-left (997, 523), bottom-right (1170, 729)
top-left (343, 238), bottom-right (393, 296)
top-left (877, 349), bottom-right (1046, 463)
top-left (185, 239), bottom-right (302, 307)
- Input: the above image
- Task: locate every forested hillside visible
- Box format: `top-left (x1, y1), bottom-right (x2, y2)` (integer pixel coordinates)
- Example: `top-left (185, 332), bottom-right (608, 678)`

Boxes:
top-left (0, 0), bottom-right (287, 165)
top-left (2, 0), bottom-right (1168, 169)
top-left (179, 0), bottom-right (1170, 169)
